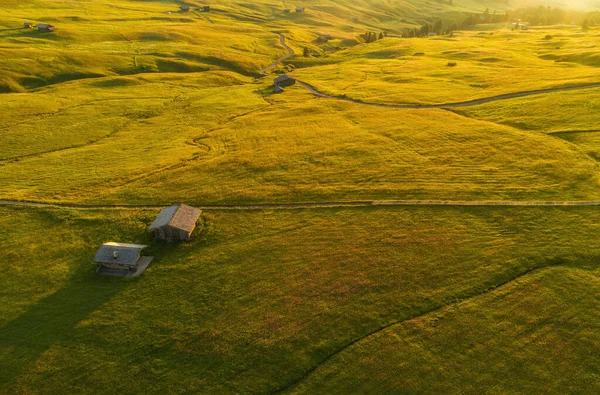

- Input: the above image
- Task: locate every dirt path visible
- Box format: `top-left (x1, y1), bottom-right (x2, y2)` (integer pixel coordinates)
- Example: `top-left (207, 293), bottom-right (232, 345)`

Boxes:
top-left (259, 33), bottom-right (295, 75)
top-left (263, 34), bottom-right (600, 109)
top-left (2, 199), bottom-right (600, 211)
top-left (298, 80), bottom-right (600, 109)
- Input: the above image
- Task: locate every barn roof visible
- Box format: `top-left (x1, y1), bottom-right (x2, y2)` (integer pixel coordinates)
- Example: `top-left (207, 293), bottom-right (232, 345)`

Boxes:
top-left (37, 24), bottom-right (52, 28)
top-left (149, 204), bottom-right (202, 232)
top-left (93, 242), bottom-right (148, 266)
top-left (274, 74), bottom-right (295, 84)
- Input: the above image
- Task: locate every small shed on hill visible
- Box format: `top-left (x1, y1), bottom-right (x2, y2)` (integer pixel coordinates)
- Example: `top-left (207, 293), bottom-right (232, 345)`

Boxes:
top-left (94, 242), bottom-right (154, 277)
top-left (296, 7), bottom-right (305, 12)
top-left (202, 6), bottom-right (210, 12)
top-left (274, 74), bottom-right (296, 87)
top-left (180, 5), bottom-right (191, 12)
top-left (274, 85), bottom-right (284, 93)
top-left (284, 8), bottom-right (291, 13)
top-left (149, 203), bottom-right (202, 241)
top-left (24, 22), bottom-right (33, 28)
top-left (37, 24), bottom-right (55, 32)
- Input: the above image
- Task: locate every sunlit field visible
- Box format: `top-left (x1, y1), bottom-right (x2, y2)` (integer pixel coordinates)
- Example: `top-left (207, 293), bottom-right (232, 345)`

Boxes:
top-left (2, 0), bottom-right (600, 393)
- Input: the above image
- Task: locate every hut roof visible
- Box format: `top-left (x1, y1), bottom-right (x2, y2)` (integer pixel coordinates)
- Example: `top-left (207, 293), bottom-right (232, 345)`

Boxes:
top-left (94, 242), bottom-right (148, 266)
top-left (149, 204), bottom-right (202, 232)
top-left (274, 74), bottom-right (295, 85)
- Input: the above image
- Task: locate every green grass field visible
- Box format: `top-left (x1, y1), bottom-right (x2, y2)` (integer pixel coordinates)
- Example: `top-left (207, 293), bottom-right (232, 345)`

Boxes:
top-left (2, 0), bottom-right (600, 393)
top-left (2, 206), bottom-right (600, 393)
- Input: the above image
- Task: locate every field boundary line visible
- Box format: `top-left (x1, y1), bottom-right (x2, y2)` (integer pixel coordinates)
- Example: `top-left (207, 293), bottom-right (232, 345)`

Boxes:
top-left (2, 199), bottom-right (600, 211)
top-left (272, 263), bottom-right (561, 393)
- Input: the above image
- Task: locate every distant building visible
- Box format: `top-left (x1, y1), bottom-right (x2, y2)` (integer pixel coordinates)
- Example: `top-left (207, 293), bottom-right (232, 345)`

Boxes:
top-left (510, 22), bottom-right (529, 30)
top-left (428, 32), bottom-right (438, 36)
top-left (274, 85), bottom-right (284, 93)
top-left (284, 8), bottom-right (291, 13)
top-left (180, 5), bottom-right (191, 12)
top-left (149, 203), bottom-right (202, 241)
top-left (37, 24), bottom-right (55, 32)
top-left (24, 22), bottom-right (33, 28)
top-left (274, 74), bottom-right (296, 87)
top-left (296, 7), bottom-right (305, 12)
top-left (94, 242), bottom-right (154, 277)
top-left (317, 34), bottom-right (333, 42)
top-left (202, 6), bottom-right (210, 12)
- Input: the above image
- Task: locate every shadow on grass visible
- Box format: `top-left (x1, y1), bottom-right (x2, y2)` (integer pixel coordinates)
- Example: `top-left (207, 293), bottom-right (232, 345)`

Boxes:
top-left (0, 263), bottom-right (130, 390)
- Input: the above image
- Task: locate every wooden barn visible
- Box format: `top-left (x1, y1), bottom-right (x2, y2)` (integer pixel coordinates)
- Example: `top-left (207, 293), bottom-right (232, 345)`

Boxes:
top-left (274, 74), bottom-right (296, 88)
top-left (24, 22), bottom-right (33, 28)
top-left (93, 242), bottom-right (154, 277)
top-left (37, 24), bottom-right (55, 32)
top-left (149, 203), bottom-right (202, 241)
top-left (296, 7), bottom-right (305, 12)
top-left (180, 5), bottom-right (191, 12)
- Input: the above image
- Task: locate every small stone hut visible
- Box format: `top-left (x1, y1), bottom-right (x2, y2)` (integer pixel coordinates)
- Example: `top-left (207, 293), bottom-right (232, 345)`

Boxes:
top-left (284, 8), bottom-right (291, 13)
top-left (37, 24), bottom-right (55, 32)
top-left (24, 22), bottom-right (33, 28)
top-left (274, 74), bottom-right (296, 88)
top-left (296, 7), bottom-right (305, 12)
top-left (180, 5), bottom-right (191, 12)
top-left (274, 85), bottom-right (284, 94)
top-left (93, 242), bottom-right (154, 277)
top-left (202, 5), bottom-right (210, 12)
top-left (149, 203), bottom-right (202, 241)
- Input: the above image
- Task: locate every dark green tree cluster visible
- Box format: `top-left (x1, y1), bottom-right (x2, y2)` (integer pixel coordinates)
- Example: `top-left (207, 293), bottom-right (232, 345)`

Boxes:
top-left (460, 9), bottom-right (505, 28)
top-left (360, 31), bottom-right (387, 43)
top-left (402, 19), bottom-right (457, 38)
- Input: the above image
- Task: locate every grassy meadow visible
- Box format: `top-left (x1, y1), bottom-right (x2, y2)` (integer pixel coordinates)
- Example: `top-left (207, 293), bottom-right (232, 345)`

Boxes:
top-left (2, 206), bottom-right (600, 393)
top-left (2, 0), bottom-right (600, 393)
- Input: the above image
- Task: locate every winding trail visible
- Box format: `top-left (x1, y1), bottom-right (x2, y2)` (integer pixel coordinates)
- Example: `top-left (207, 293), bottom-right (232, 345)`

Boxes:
top-left (263, 34), bottom-right (600, 109)
top-left (298, 80), bottom-right (600, 109)
top-left (2, 199), bottom-right (600, 211)
top-left (259, 33), bottom-right (296, 75)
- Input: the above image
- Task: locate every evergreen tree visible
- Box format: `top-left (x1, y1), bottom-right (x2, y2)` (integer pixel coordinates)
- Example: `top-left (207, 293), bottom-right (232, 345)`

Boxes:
top-left (378, 32), bottom-right (384, 40)
top-left (582, 19), bottom-right (590, 32)
top-left (433, 19), bottom-right (444, 34)
top-left (447, 21), bottom-right (458, 34)
top-left (482, 8), bottom-right (490, 23)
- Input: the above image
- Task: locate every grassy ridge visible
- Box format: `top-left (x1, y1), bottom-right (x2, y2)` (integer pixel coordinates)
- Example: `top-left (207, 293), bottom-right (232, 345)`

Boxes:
top-left (0, 0), bottom-right (513, 92)
top-left (2, 205), bottom-right (600, 393)
top-left (293, 26), bottom-right (600, 105)
top-left (291, 265), bottom-right (600, 393)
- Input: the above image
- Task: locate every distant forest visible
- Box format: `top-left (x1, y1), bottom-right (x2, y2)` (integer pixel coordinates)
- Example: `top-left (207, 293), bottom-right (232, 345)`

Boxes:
top-left (399, 6), bottom-right (599, 38)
